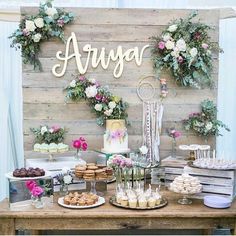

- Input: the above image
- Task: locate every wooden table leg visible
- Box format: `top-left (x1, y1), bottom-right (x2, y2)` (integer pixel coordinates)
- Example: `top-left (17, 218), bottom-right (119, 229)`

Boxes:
top-left (0, 219), bottom-right (15, 235)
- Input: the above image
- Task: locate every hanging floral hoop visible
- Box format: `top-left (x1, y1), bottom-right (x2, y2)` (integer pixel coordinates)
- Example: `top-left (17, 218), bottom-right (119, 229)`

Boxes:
top-left (151, 11), bottom-right (222, 89)
top-left (65, 75), bottom-right (129, 126)
top-left (9, 0), bottom-right (74, 70)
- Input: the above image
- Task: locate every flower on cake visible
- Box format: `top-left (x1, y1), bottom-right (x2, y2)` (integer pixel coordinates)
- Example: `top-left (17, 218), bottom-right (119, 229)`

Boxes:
top-left (85, 85), bottom-right (97, 98)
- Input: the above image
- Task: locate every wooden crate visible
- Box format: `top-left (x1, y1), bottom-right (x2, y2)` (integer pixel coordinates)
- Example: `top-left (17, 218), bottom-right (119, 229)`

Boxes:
top-left (152, 157), bottom-right (236, 200)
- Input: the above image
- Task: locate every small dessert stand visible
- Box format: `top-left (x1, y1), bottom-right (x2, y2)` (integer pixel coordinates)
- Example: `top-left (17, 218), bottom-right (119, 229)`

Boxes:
top-left (109, 196), bottom-right (168, 210)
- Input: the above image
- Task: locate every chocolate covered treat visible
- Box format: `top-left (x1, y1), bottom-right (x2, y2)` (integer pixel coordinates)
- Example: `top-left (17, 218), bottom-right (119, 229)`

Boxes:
top-left (12, 167), bottom-right (46, 178)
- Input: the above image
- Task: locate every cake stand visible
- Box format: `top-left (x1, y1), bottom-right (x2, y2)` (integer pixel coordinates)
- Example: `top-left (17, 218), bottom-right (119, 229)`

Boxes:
top-left (33, 150), bottom-right (69, 162)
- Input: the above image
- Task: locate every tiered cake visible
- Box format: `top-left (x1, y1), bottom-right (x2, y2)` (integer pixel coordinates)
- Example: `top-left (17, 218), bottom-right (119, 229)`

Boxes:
top-left (102, 119), bottom-right (130, 154)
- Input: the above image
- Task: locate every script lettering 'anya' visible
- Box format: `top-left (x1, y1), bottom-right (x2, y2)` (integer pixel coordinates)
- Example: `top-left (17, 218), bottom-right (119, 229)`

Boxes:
top-left (52, 32), bottom-right (149, 78)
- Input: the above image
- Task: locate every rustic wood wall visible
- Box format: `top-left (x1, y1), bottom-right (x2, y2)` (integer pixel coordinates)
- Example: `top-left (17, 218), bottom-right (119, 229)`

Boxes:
top-left (22, 8), bottom-right (219, 159)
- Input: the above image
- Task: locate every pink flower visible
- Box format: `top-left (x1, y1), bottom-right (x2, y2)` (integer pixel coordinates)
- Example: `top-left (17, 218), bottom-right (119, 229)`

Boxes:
top-left (79, 76), bottom-right (85, 81)
top-left (158, 41), bottom-right (165, 50)
top-left (120, 159), bottom-right (127, 168)
top-left (173, 131), bottom-right (181, 138)
top-left (22, 28), bottom-right (30, 36)
top-left (79, 137), bottom-right (85, 142)
top-left (125, 159), bottom-right (133, 168)
top-left (177, 56), bottom-right (184, 63)
top-left (115, 130), bottom-right (124, 138)
top-left (194, 32), bottom-right (201, 40)
top-left (31, 186), bottom-right (44, 197)
top-left (82, 142), bottom-right (88, 151)
top-left (57, 19), bottom-right (65, 27)
top-left (202, 43), bottom-right (208, 49)
top-left (73, 140), bottom-right (81, 149)
top-left (52, 125), bottom-right (60, 133)
top-left (25, 180), bottom-right (37, 191)
top-left (95, 94), bottom-right (102, 101)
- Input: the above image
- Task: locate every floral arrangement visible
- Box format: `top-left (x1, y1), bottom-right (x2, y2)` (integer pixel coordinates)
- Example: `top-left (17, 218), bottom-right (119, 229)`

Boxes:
top-left (31, 125), bottom-right (66, 144)
top-left (168, 128), bottom-right (182, 140)
top-left (65, 75), bottom-right (129, 126)
top-left (151, 11), bottom-right (221, 88)
top-left (105, 129), bottom-right (127, 143)
top-left (9, 0), bottom-right (74, 69)
top-left (72, 137), bottom-right (88, 151)
top-left (55, 167), bottom-right (73, 186)
top-left (108, 155), bottom-right (133, 169)
top-left (183, 99), bottom-right (230, 137)
top-left (25, 180), bottom-right (44, 198)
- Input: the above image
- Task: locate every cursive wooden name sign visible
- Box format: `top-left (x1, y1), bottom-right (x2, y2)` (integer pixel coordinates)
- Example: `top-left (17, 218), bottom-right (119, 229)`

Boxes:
top-left (52, 32), bottom-right (149, 78)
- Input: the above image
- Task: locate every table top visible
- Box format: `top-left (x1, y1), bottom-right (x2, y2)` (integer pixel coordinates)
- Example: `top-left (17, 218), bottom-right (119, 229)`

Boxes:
top-left (1, 184), bottom-right (236, 219)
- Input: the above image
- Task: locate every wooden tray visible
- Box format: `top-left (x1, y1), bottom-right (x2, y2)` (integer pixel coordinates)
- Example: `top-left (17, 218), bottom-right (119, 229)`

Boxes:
top-left (109, 196), bottom-right (168, 210)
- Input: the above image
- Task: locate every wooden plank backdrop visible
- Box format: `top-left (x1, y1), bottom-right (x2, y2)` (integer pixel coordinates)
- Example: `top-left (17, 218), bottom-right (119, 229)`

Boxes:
top-left (21, 8), bottom-right (219, 159)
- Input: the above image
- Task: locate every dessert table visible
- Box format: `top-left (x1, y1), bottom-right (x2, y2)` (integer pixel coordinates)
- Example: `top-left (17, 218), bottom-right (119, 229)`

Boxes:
top-left (0, 184), bottom-right (235, 235)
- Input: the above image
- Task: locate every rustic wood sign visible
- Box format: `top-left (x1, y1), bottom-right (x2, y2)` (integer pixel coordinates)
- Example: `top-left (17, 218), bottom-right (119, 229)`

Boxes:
top-left (22, 8), bottom-right (220, 159)
top-left (52, 32), bottom-right (150, 78)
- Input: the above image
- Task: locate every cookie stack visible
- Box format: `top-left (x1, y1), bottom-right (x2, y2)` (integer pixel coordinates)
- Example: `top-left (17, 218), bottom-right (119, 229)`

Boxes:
top-left (74, 163), bottom-right (113, 181)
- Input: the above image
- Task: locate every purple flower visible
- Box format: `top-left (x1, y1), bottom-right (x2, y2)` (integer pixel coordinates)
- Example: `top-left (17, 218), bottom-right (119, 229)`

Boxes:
top-left (125, 159), bottom-right (133, 168)
top-left (120, 159), bottom-right (127, 168)
top-left (102, 96), bottom-right (108, 103)
top-left (95, 94), bottom-right (102, 101)
top-left (22, 28), bottom-right (30, 36)
top-left (57, 19), bottom-right (65, 27)
top-left (177, 56), bottom-right (184, 63)
top-left (158, 41), bottom-right (165, 50)
top-left (95, 81), bottom-right (100, 88)
top-left (79, 76), bottom-right (85, 81)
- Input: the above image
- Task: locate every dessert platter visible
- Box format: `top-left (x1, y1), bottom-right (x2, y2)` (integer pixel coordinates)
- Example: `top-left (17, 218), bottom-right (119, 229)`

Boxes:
top-left (34, 142), bottom-right (69, 161)
top-left (110, 185), bottom-right (168, 210)
top-left (5, 167), bottom-right (50, 180)
top-left (58, 192), bottom-right (105, 209)
top-left (169, 173), bottom-right (202, 205)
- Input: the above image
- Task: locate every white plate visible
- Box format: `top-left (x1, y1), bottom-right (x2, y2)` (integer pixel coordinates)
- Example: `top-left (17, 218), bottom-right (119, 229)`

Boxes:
top-left (58, 196), bottom-right (105, 209)
top-left (178, 145), bottom-right (190, 150)
top-left (5, 170), bottom-right (51, 181)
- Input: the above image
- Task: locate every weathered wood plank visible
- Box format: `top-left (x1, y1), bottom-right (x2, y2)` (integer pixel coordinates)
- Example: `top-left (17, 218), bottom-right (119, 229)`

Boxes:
top-left (22, 71), bottom-right (219, 89)
top-left (23, 87), bottom-right (216, 105)
top-left (21, 8), bottom-right (220, 26)
top-left (23, 103), bottom-right (201, 121)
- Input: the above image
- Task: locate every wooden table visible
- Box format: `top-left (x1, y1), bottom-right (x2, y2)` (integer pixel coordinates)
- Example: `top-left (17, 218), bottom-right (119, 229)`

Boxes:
top-left (0, 184), bottom-right (235, 235)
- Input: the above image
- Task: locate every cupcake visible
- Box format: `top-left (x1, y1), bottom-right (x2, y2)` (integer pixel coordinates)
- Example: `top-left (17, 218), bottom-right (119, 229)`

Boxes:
top-left (49, 143), bottom-right (58, 153)
top-left (120, 196), bottom-right (128, 207)
top-left (148, 197), bottom-right (156, 207)
top-left (40, 143), bottom-right (49, 153)
top-left (116, 192), bottom-right (124, 204)
top-left (129, 198), bottom-right (137, 208)
top-left (33, 143), bottom-right (41, 152)
top-left (138, 197), bottom-right (147, 208)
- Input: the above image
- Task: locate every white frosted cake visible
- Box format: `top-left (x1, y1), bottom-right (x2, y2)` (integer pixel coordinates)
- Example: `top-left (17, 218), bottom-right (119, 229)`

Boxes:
top-left (102, 119), bottom-right (130, 154)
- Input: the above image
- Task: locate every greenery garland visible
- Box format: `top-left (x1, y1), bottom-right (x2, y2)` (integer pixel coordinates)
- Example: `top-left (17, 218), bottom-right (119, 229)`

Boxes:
top-left (9, 0), bottom-right (74, 70)
top-left (183, 99), bottom-right (230, 137)
top-left (65, 75), bottom-right (129, 126)
top-left (151, 11), bottom-right (221, 89)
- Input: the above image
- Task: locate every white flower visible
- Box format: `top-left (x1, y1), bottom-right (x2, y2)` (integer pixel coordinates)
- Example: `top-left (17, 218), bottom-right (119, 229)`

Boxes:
top-left (171, 47), bottom-right (179, 58)
top-left (69, 80), bottom-right (76, 88)
top-left (41, 126), bottom-right (47, 135)
top-left (168, 24), bottom-right (178, 32)
top-left (94, 104), bottom-right (103, 111)
top-left (139, 145), bottom-right (148, 155)
top-left (108, 101), bottom-right (116, 109)
top-left (85, 85), bottom-right (97, 98)
top-left (189, 47), bottom-right (198, 58)
top-left (34, 18), bottom-right (44, 28)
top-left (62, 167), bottom-right (70, 175)
top-left (45, 7), bottom-right (58, 17)
top-left (104, 109), bottom-right (113, 116)
top-left (88, 78), bottom-right (96, 84)
top-left (162, 33), bottom-right (171, 42)
top-left (165, 40), bottom-right (175, 50)
top-left (206, 50), bottom-right (212, 56)
top-left (205, 122), bottom-right (213, 131)
top-left (49, 128), bottom-right (54, 133)
top-left (25, 20), bottom-right (36, 32)
top-left (63, 175), bottom-right (72, 184)
top-left (176, 38), bottom-right (186, 52)
top-left (32, 33), bottom-right (42, 43)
